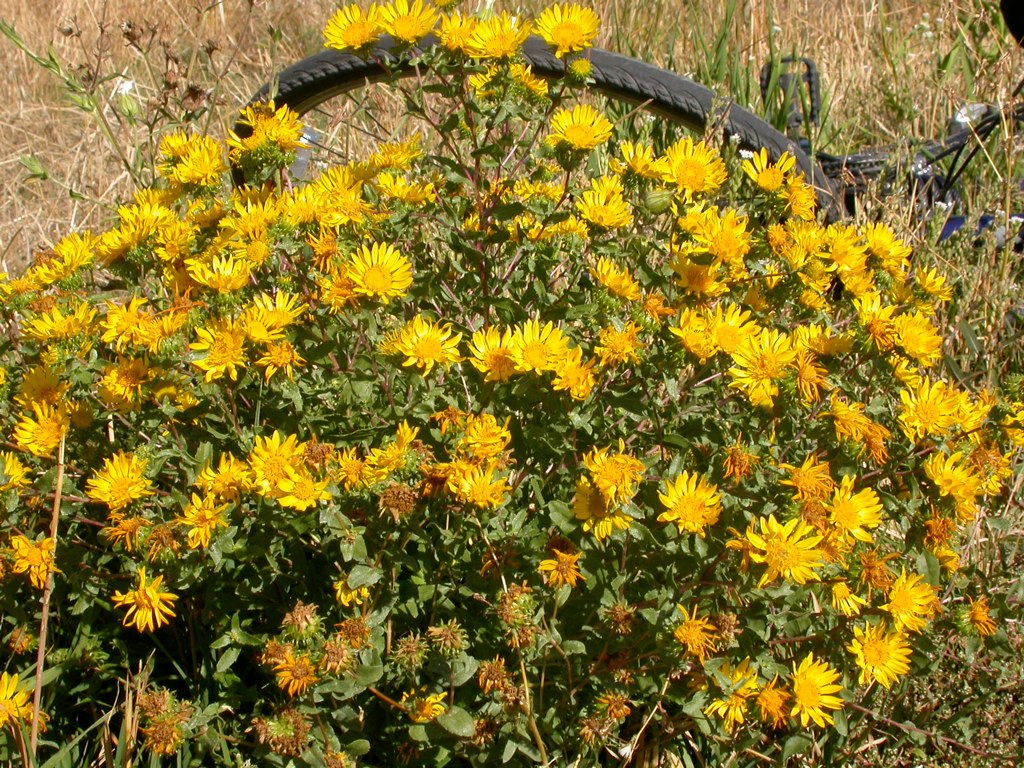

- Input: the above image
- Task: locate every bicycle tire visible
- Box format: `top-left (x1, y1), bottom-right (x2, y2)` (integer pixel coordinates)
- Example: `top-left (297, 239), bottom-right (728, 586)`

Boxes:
top-left (238, 35), bottom-right (842, 218)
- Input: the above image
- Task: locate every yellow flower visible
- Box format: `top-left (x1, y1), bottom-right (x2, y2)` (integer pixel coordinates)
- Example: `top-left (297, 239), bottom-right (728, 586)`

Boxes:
top-left (100, 296), bottom-right (152, 352)
top-left (112, 567), bottom-right (178, 632)
top-left (967, 595), bottom-right (997, 637)
top-left (727, 328), bottom-right (797, 408)
top-left (249, 431), bottom-right (306, 499)
top-left (755, 676), bottom-right (791, 728)
top-left (663, 137), bottom-right (728, 198)
top-left (348, 242), bottom-right (414, 304)
top-left (576, 174), bottom-right (633, 229)
top-left (10, 535), bottom-right (58, 589)
top-left (509, 319), bottom-right (571, 374)
top-left (86, 451), bottom-right (154, 512)
top-left (863, 222), bottom-right (912, 277)
top-left (583, 441), bottom-right (644, 507)
top-left (379, 0), bottom-right (437, 44)
top-left (323, 4), bottom-right (383, 51)
top-left (551, 347), bottom-right (598, 400)
top-left (831, 580), bottom-right (868, 617)
top-left (21, 302), bottom-right (97, 344)
top-left (670, 308), bottom-right (719, 362)
top-left (13, 402), bottom-right (69, 458)
top-left (708, 303), bottom-right (760, 356)
top-left (393, 314), bottom-right (463, 374)
top-left (893, 311), bottom-right (943, 367)
top-left (672, 604), bottom-right (717, 662)
top-left (534, 3), bottom-right (600, 58)
top-left (847, 622), bottom-right (912, 689)
top-left (743, 514), bottom-right (825, 587)
top-left (189, 317), bottom-right (248, 382)
top-left (0, 452), bottom-right (30, 492)
top-left (610, 140), bottom-right (669, 180)
top-left (705, 658), bottom-right (759, 732)
top-left (898, 377), bottom-right (960, 443)
top-left (0, 672), bottom-right (32, 728)
top-left (453, 463), bottom-right (509, 508)
top-left (538, 549), bottom-right (585, 588)
top-left (826, 475), bottom-right (883, 545)
top-left (923, 451), bottom-right (983, 522)
top-left (401, 689), bottom-right (447, 722)
top-left (196, 454), bottom-right (252, 501)
top-left (186, 253), bottom-right (252, 293)
top-left (274, 650), bottom-right (320, 697)
top-left (741, 148), bottom-right (796, 192)
top-left (547, 104), bottom-right (614, 151)
top-left (468, 326), bottom-right (517, 382)
top-left (334, 581), bottom-right (370, 607)
top-left (467, 11), bottom-right (530, 59)
top-left (573, 477), bottom-right (632, 540)
top-left (590, 257), bottom-right (640, 301)
top-left (594, 322), bottom-right (643, 367)
top-left (788, 653), bottom-right (844, 728)
top-left (175, 493), bottom-right (229, 549)
top-left (882, 569), bottom-right (939, 634)
top-left (657, 471), bottom-right (722, 537)
top-left (458, 413), bottom-right (512, 460)
top-left (437, 11), bottom-right (478, 54)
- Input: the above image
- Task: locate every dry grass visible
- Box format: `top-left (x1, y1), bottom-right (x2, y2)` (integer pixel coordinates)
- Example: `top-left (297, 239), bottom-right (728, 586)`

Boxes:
top-left (0, 0), bottom-right (1019, 275)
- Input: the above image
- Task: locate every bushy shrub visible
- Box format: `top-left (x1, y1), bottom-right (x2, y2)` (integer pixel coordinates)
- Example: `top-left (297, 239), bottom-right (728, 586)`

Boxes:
top-left (0, 3), bottom-right (1021, 765)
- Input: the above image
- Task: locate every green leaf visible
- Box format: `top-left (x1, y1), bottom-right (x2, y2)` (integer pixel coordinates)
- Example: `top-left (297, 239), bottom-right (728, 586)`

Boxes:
top-left (436, 705), bottom-right (475, 738)
top-left (346, 739), bottom-right (371, 756)
top-left (348, 564), bottom-right (382, 589)
top-left (782, 734), bottom-right (813, 762)
top-left (215, 647), bottom-right (240, 675)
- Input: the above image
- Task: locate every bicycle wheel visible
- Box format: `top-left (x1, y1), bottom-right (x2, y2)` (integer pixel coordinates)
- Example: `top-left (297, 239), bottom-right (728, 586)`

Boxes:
top-left (236, 35), bottom-right (841, 218)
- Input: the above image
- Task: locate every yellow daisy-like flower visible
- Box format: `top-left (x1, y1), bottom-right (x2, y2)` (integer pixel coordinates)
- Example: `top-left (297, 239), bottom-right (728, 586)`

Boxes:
top-left (379, 0), bottom-right (437, 44)
top-left (610, 140), bottom-right (669, 180)
top-left (576, 174), bottom-right (633, 229)
top-left (704, 658), bottom-right (759, 733)
top-left (573, 476), bottom-right (632, 540)
top-left (112, 567), bottom-right (178, 632)
top-left (923, 450), bottom-right (983, 522)
top-left (756, 675), bottom-right (791, 728)
top-left (509, 319), bottom-right (571, 374)
top-left (551, 347), bottom-right (598, 400)
top-left (189, 317), bottom-right (248, 383)
top-left (348, 242), bottom-right (414, 304)
top-left (663, 137), bottom-right (728, 198)
top-left (892, 311), bottom-right (943, 367)
top-left (453, 463), bottom-right (510, 509)
top-left (657, 471), bottom-right (722, 537)
top-left (594, 322), bottom-right (643, 367)
top-left (0, 451), bottom-right (30, 492)
top-left (831, 580), bottom-right (868, 617)
top-left (334, 581), bottom-right (370, 608)
top-left (547, 104), bottom-right (614, 151)
top-left (467, 11), bottom-right (530, 59)
top-left (590, 257), bottom-right (641, 301)
top-left (13, 402), bottom-right (69, 458)
top-left (458, 413), bottom-right (512, 461)
top-left (826, 475), bottom-right (883, 545)
top-left (741, 148), bottom-right (796, 192)
top-left (534, 3), bottom-right (600, 58)
top-left (196, 454), bottom-right (252, 501)
top-left (175, 493), bottom-right (229, 549)
top-left (10, 535), bottom-right (58, 589)
top-left (437, 11), bottom-right (479, 54)
top-left (708, 303), bottom-right (760, 356)
top-left (256, 340), bottom-right (306, 382)
top-left (743, 514), bottom-right (825, 588)
top-left (467, 326), bottom-right (517, 382)
top-left (393, 315), bottom-right (463, 374)
top-left (727, 328), bottom-right (797, 409)
top-left (186, 253), bottom-right (252, 293)
top-left (324, 4), bottom-right (383, 51)
top-left (583, 441), bottom-right (645, 507)
top-left (967, 595), bottom-right (997, 637)
top-left (882, 569), bottom-right (939, 634)
top-left (788, 653), bottom-right (844, 728)
top-left (847, 622), bottom-right (912, 689)
top-left (249, 431), bottom-right (306, 499)
top-left (86, 451), bottom-right (154, 512)
top-left (274, 650), bottom-right (320, 697)
top-left (538, 549), bottom-right (585, 588)
top-left (401, 689), bottom-right (447, 722)
top-left (0, 672), bottom-right (32, 729)
top-left (897, 377), bottom-right (960, 443)
top-left (672, 604), bottom-right (718, 662)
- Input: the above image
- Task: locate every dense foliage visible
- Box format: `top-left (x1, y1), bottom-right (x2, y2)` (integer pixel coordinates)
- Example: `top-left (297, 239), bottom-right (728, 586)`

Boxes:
top-left (0, 3), bottom-right (1021, 765)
